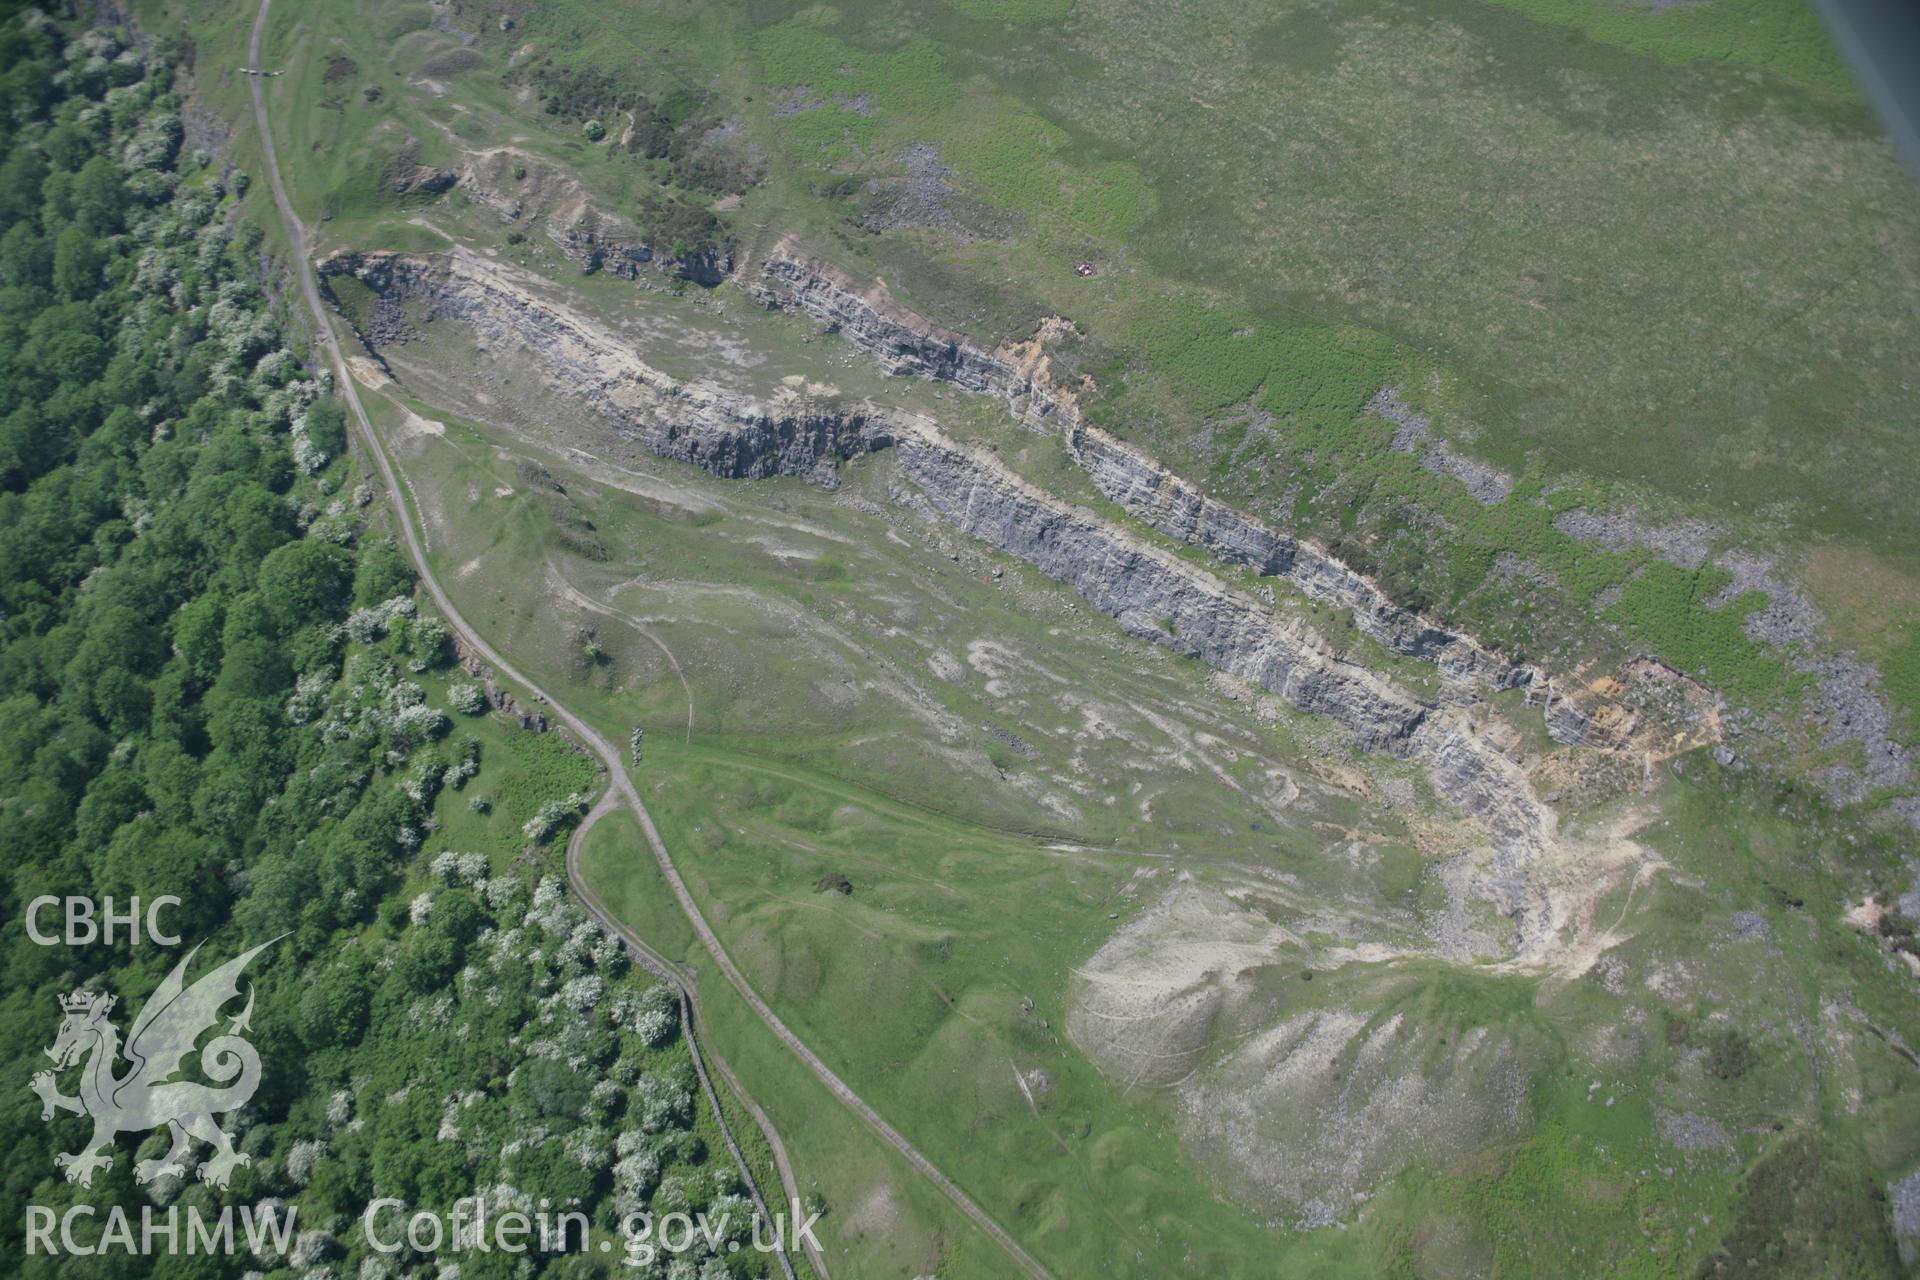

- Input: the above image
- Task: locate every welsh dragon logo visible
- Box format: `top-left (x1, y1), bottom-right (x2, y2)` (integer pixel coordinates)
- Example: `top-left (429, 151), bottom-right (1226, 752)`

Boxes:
top-left (29, 937), bottom-right (282, 1189)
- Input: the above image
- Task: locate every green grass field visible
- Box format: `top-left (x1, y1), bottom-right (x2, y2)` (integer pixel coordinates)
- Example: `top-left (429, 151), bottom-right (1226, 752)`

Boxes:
top-left (579, 807), bottom-right (1022, 1279)
top-left (164, 0), bottom-right (1919, 547)
top-left (115, 0), bottom-right (1920, 1271)
top-left (356, 357), bottom-right (1920, 1275)
top-left (136, 0), bottom-right (1920, 736)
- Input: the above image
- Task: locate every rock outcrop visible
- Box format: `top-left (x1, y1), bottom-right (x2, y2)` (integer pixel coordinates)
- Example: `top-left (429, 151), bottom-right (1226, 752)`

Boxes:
top-left (1066, 420), bottom-right (1527, 689)
top-left (891, 426), bottom-right (1554, 929)
top-left (326, 246), bottom-right (1560, 943)
top-left (748, 244), bottom-right (1635, 752)
top-left (753, 237), bottom-right (1066, 421)
top-left (320, 249), bottom-right (870, 482)
top-left (459, 148), bottom-right (730, 283)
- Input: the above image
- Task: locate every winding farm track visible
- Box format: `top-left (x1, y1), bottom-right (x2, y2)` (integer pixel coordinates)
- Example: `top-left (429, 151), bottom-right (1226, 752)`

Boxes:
top-left (566, 797), bottom-right (813, 1280)
top-left (245, 5), bottom-right (1052, 1277)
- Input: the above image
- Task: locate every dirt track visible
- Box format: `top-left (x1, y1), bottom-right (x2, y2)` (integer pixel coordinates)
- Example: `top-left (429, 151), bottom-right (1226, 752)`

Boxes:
top-left (246, 5), bottom-right (1050, 1275)
top-left (566, 795), bottom-right (816, 1280)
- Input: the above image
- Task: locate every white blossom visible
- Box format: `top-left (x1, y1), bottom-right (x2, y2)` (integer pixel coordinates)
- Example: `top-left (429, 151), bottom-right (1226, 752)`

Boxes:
top-left (446, 682), bottom-right (487, 715)
top-left (121, 111), bottom-right (181, 170)
top-left (286, 671), bottom-right (332, 725)
top-left (292, 431), bottom-right (328, 475)
top-left (564, 1129), bottom-right (609, 1172)
top-left (559, 974), bottom-right (604, 1012)
top-left (634, 1073), bottom-right (692, 1134)
top-left (285, 1139), bottom-right (328, 1187)
top-left (288, 1228), bottom-right (334, 1269)
top-left (346, 596), bottom-right (416, 643)
top-left (522, 797), bottom-right (582, 845)
top-left (394, 703), bottom-right (450, 741)
top-left (485, 877), bottom-right (523, 912)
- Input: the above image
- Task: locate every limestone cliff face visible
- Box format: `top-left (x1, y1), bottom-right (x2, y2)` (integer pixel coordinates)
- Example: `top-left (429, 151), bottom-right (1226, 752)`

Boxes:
top-left (746, 246), bottom-right (1587, 924)
top-left (325, 246), bottom-right (1557, 943)
top-left (753, 237), bottom-right (1066, 421)
top-left (895, 431), bottom-right (1428, 746)
top-left (1066, 421), bottom-right (1527, 689)
top-left (458, 149), bottom-right (730, 284)
top-left (757, 242), bottom-right (1445, 658)
top-left (891, 427), bottom-right (1554, 927)
top-left (320, 249), bottom-right (873, 482)
top-left (749, 247), bottom-right (1631, 753)
top-left (1067, 415), bottom-right (1630, 751)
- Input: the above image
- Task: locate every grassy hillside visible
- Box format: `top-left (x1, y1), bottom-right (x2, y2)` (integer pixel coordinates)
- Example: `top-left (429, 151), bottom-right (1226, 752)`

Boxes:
top-left (137, 0), bottom-right (1920, 765)
top-left (95, 0), bottom-right (1920, 1275)
top-left (349, 336), bottom-right (1920, 1276)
